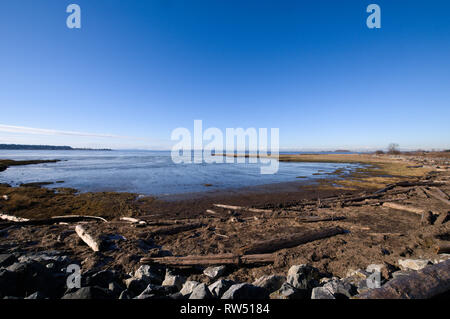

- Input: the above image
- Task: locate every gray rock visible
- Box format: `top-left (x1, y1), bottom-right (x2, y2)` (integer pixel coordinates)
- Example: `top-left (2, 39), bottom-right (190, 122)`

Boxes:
top-left (169, 292), bottom-right (186, 300)
top-left (189, 283), bottom-right (213, 299)
top-left (62, 286), bottom-right (114, 299)
top-left (118, 289), bottom-right (132, 299)
top-left (270, 282), bottom-right (308, 299)
top-left (108, 281), bottom-right (125, 296)
top-left (180, 280), bottom-right (200, 296)
top-left (0, 269), bottom-right (19, 297)
top-left (203, 265), bottom-right (226, 280)
top-left (162, 270), bottom-right (186, 290)
top-left (253, 275), bottom-right (286, 293)
top-left (311, 287), bottom-right (335, 299)
top-left (391, 270), bottom-right (412, 279)
top-left (18, 251), bottom-right (70, 265)
top-left (5, 260), bottom-right (65, 298)
top-left (0, 254), bottom-right (16, 268)
top-left (134, 265), bottom-right (163, 285)
top-left (323, 279), bottom-right (356, 298)
top-left (139, 283), bottom-right (178, 297)
top-left (366, 264), bottom-right (385, 273)
top-left (25, 291), bottom-right (46, 299)
top-left (124, 277), bottom-right (148, 295)
top-left (86, 269), bottom-right (116, 288)
top-left (398, 259), bottom-right (430, 271)
top-left (286, 264), bottom-right (320, 290)
top-left (208, 279), bottom-right (235, 298)
top-left (222, 283), bottom-right (269, 299)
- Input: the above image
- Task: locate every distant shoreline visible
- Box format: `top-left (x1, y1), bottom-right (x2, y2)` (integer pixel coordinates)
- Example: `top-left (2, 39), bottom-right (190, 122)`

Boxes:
top-left (0, 144), bottom-right (111, 151)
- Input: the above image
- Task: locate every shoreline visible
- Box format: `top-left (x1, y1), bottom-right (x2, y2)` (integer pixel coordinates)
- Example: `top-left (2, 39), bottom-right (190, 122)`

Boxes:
top-left (1, 152), bottom-right (449, 299)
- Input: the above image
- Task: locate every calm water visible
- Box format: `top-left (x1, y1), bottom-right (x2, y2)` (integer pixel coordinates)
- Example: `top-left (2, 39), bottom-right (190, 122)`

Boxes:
top-left (0, 150), bottom-right (359, 196)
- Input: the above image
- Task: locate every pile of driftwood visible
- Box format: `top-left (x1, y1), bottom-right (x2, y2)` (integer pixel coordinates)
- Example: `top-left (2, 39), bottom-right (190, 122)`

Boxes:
top-left (141, 226), bottom-right (347, 266)
top-left (1, 177), bottom-right (448, 269)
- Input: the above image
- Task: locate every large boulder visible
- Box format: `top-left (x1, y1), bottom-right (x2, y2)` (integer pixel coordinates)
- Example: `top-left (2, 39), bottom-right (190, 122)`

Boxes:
top-left (253, 275), bottom-right (286, 293)
top-left (286, 265), bottom-right (320, 290)
top-left (136, 283), bottom-right (178, 299)
top-left (270, 282), bottom-right (308, 299)
top-left (0, 269), bottom-right (19, 297)
top-left (5, 260), bottom-right (66, 298)
top-left (398, 259), bottom-right (431, 271)
top-left (124, 277), bottom-right (148, 296)
top-left (208, 279), bottom-right (235, 298)
top-left (62, 286), bottom-right (114, 299)
top-left (222, 283), bottom-right (269, 299)
top-left (180, 281), bottom-right (201, 296)
top-left (323, 279), bottom-right (357, 299)
top-left (134, 265), bottom-right (163, 285)
top-left (85, 269), bottom-right (117, 288)
top-left (162, 270), bottom-right (186, 290)
top-left (0, 254), bottom-right (17, 268)
top-left (311, 287), bottom-right (335, 299)
top-left (203, 266), bottom-right (226, 280)
top-left (189, 283), bottom-right (213, 299)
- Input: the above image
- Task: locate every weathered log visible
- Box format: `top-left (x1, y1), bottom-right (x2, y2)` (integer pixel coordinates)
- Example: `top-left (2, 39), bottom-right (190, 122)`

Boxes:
top-left (0, 215), bottom-right (107, 227)
top-left (435, 212), bottom-right (449, 225)
top-left (356, 259), bottom-right (450, 299)
top-left (421, 188), bottom-right (450, 206)
top-left (296, 216), bottom-right (345, 223)
top-left (141, 253), bottom-right (275, 267)
top-left (0, 213), bottom-right (30, 222)
top-left (239, 226), bottom-right (347, 255)
top-left (213, 204), bottom-right (273, 213)
top-left (431, 187), bottom-right (449, 200)
top-left (75, 225), bottom-right (101, 252)
top-left (120, 216), bottom-right (147, 225)
top-left (382, 202), bottom-right (425, 215)
top-left (374, 181), bottom-right (444, 194)
top-left (434, 242), bottom-right (450, 254)
top-left (296, 190), bottom-right (410, 207)
top-left (149, 223), bottom-right (204, 236)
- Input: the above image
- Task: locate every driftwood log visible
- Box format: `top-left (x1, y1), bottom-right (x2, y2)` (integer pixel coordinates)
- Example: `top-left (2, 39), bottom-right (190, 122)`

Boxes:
top-left (0, 215), bottom-right (107, 227)
top-left (434, 242), bottom-right (450, 254)
top-left (382, 202), bottom-right (425, 215)
top-left (296, 216), bottom-right (345, 223)
top-left (239, 226), bottom-right (347, 255)
top-left (374, 181), bottom-right (444, 194)
top-left (0, 213), bottom-right (30, 222)
top-left (213, 204), bottom-right (273, 214)
top-left (75, 225), bottom-right (101, 252)
top-left (356, 259), bottom-right (450, 299)
top-left (421, 188), bottom-right (450, 206)
top-left (120, 217), bottom-right (147, 225)
top-left (141, 253), bottom-right (275, 267)
top-left (149, 223), bottom-right (204, 236)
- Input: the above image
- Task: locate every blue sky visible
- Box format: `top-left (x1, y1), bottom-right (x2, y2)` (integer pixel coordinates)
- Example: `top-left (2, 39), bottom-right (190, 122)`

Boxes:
top-left (0, 0), bottom-right (449, 150)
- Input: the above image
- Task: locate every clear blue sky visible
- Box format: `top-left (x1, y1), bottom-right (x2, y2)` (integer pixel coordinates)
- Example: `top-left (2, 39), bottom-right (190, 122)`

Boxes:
top-left (0, 0), bottom-right (449, 150)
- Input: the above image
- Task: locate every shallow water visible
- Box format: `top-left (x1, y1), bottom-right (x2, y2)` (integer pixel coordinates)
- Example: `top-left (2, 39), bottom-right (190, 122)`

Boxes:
top-left (0, 150), bottom-right (359, 195)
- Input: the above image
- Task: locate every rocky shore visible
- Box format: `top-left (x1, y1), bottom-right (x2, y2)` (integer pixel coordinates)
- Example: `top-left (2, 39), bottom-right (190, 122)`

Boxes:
top-left (1, 249), bottom-right (449, 299)
top-left (1, 152), bottom-right (449, 299)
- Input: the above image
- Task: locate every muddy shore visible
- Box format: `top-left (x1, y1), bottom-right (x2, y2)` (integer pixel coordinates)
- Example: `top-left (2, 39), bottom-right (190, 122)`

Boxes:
top-left (1, 153), bottom-right (449, 299)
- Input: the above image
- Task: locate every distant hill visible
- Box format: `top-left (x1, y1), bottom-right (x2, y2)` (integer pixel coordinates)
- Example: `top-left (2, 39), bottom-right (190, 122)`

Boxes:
top-left (0, 144), bottom-right (111, 151)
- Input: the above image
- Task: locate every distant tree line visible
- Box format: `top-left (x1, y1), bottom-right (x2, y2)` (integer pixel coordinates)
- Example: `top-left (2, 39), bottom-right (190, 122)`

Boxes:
top-left (0, 144), bottom-right (111, 151)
